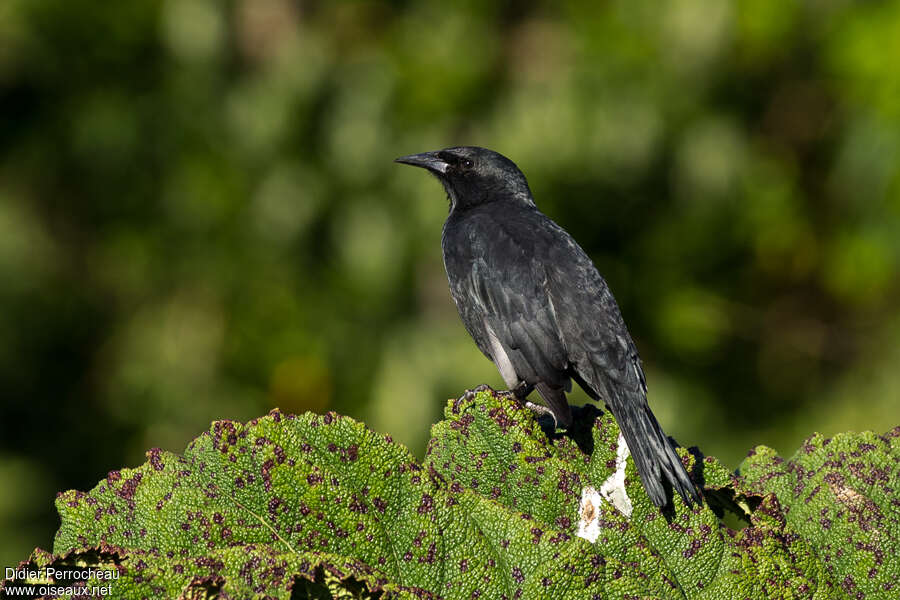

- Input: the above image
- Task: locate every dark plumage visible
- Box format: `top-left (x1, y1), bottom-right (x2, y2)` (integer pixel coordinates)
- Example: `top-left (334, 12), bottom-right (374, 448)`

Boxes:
top-left (396, 146), bottom-right (700, 508)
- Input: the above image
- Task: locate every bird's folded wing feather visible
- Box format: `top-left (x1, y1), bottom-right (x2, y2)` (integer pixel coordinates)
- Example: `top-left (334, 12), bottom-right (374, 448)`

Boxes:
top-left (538, 220), bottom-right (648, 398)
top-left (450, 223), bottom-right (570, 390)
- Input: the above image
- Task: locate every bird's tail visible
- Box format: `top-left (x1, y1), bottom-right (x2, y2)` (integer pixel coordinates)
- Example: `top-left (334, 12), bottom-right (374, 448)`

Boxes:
top-left (609, 389), bottom-right (700, 508)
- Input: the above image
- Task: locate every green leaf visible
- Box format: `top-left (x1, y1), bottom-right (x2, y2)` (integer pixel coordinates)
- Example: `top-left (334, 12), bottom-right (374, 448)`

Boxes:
top-left (740, 428), bottom-right (900, 598)
top-left (3, 390), bottom-right (899, 599)
top-left (427, 390), bottom-right (833, 599)
top-left (41, 402), bottom-right (654, 598)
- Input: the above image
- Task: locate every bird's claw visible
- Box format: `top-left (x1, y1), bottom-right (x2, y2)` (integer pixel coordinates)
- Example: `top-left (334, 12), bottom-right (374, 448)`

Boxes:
top-left (524, 401), bottom-right (558, 426)
top-left (458, 384), bottom-right (495, 404)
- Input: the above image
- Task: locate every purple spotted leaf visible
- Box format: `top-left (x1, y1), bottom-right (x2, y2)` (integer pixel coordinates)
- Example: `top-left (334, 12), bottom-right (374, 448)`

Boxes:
top-left (739, 428), bottom-right (900, 598)
top-left (426, 388), bottom-right (900, 599)
top-left (10, 406), bottom-right (667, 599)
top-left (5, 390), bottom-right (898, 599)
top-left (8, 545), bottom-right (407, 600)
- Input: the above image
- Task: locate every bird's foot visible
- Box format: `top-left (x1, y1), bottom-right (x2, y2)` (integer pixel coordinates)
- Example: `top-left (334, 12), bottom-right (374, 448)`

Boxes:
top-left (494, 383), bottom-right (554, 425)
top-left (524, 401), bottom-right (558, 427)
top-left (466, 383), bottom-right (493, 399)
top-left (455, 385), bottom-right (495, 410)
top-left (495, 381), bottom-right (532, 400)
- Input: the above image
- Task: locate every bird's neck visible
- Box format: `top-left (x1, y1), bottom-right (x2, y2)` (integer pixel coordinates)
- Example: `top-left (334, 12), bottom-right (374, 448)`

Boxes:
top-left (448, 191), bottom-right (533, 217)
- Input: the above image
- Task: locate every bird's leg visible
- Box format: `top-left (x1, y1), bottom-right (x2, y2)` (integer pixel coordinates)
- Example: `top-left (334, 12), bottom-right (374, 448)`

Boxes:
top-left (510, 381), bottom-right (533, 399)
top-left (494, 381), bottom-right (531, 400)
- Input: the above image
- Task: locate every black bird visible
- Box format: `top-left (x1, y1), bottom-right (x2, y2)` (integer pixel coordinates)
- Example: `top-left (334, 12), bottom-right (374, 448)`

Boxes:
top-left (396, 146), bottom-right (700, 508)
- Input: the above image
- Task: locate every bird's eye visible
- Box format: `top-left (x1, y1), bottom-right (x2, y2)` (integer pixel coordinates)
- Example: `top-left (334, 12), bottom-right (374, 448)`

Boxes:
top-left (460, 159), bottom-right (474, 169)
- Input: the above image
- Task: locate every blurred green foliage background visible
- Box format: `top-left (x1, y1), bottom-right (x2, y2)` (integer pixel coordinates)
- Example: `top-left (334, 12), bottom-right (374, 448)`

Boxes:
top-left (1, 0), bottom-right (899, 567)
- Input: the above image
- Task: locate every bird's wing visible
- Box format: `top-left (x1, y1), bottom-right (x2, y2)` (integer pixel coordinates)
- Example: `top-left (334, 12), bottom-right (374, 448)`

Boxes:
top-left (540, 221), bottom-right (699, 506)
top-left (447, 214), bottom-right (573, 423)
top-left (542, 234), bottom-right (646, 394)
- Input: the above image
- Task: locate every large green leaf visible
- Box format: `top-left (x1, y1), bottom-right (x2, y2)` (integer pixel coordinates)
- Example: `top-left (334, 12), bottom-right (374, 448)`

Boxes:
top-left (3, 389), bottom-right (898, 599)
top-left (427, 390), bottom-right (833, 599)
top-left (740, 428), bottom-right (900, 598)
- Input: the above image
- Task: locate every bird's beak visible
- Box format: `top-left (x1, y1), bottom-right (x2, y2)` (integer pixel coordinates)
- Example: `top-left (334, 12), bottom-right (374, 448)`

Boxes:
top-left (394, 152), bottom-right (449, 174)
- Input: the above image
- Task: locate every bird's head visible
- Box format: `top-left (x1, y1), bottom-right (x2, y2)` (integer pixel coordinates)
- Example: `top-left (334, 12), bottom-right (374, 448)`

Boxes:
top-left (395, 146), bottom-right (534, 212)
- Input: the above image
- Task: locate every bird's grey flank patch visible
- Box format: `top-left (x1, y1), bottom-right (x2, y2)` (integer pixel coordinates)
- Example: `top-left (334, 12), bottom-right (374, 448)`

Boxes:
top-left (485, 319), bottom-right (519, 390)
